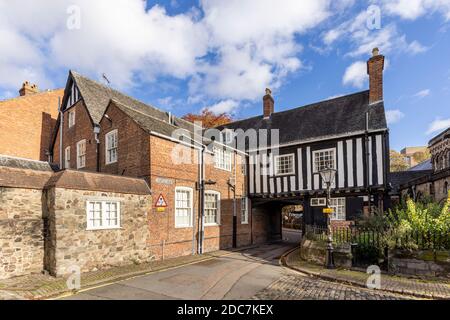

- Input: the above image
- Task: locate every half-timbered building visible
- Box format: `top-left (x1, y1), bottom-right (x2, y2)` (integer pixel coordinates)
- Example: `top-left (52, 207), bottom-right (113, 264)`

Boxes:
top-left (219, 48), bottom-right (389, 234)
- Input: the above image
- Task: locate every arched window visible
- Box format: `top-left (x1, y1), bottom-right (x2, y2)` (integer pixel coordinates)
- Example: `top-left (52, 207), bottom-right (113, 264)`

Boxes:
top-left (444, 181), bottom-right (448, 195)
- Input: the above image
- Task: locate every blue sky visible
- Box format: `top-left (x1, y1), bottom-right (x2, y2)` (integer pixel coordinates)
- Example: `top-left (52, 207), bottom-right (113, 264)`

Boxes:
top-left (1, 0), bottom-right (450, 151)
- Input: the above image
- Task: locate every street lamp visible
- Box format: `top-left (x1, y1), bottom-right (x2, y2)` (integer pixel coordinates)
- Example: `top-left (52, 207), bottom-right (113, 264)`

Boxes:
top-left (319, 166), bottom-right (337, 269)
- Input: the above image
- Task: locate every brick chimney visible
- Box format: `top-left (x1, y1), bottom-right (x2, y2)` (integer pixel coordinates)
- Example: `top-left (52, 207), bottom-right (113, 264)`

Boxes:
top-left (19, 81), bottom-right (39, 96)
top-left (367, 48), bottom-right (385, 104)
top-left (263, 88), bottom-right (274, 118)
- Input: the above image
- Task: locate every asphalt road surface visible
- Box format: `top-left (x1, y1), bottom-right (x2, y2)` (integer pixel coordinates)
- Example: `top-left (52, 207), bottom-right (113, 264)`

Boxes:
top-left (63, 229), bottom-right (406, 300)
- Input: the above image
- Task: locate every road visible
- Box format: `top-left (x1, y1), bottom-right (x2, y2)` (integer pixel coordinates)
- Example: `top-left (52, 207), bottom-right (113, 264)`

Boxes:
top-left (63, 228), bottom-right (406, 300)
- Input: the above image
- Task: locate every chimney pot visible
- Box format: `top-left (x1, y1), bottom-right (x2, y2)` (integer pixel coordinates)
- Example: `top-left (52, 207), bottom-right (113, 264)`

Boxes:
top-left (372, 47), bottom-right (379, 57)
top-left (367, 48), bottom-right (384, 104)
top-left (263, 88), bottom-right (274, 118)
top-left (19, 81), bottom-right (39, 96)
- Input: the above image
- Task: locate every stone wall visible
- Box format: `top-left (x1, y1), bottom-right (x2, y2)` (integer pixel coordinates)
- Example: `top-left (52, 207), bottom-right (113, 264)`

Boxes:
top-left (0, 187), bottom-right (44, 279)
top-left (389, 250), bottom-right (450, 277)
top-left (45, 187), bottom-right (153, 276)
top-left (300, 238), bottom-right (353, 269)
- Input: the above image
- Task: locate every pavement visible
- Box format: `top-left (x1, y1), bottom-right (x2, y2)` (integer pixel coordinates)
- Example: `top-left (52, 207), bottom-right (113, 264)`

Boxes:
top-left (283, 247), bottom-right (450, 300)
top-left (1, 228), bottom-right (447, 300)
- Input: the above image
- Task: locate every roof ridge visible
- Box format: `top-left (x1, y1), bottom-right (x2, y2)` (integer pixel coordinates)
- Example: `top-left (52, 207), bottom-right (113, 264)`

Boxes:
top-left (110, 99), bottom-right (189, 134)
top-left (217, 90), bottom-right (370, 129)
top-left (71, 70), bottom-right (193, 128)
top-left (274, 90), bottom-right (370, 116)
top-left (0, 88), bottom-right (64, 104)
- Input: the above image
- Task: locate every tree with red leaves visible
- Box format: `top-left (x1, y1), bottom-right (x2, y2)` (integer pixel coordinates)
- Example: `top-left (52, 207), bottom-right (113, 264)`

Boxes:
top-left (182, 109), bottom-right (233, 128)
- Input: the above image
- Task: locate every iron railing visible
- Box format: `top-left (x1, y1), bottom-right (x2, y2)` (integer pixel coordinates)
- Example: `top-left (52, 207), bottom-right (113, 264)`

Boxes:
top-left (304, 224), bottom-right (450, 250)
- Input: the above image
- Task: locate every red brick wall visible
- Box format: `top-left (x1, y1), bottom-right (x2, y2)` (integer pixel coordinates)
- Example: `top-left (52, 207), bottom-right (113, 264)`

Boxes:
top-left (54, 101), bottom-right (96, 171)
top-left (0, 89), bottom-right (63, 161)
top-left (147, 135), bottom-right (253, 259)
top-left (367, 53), bottom-right (384, 104)
top-left (99, 104), bottom-right (150, 179)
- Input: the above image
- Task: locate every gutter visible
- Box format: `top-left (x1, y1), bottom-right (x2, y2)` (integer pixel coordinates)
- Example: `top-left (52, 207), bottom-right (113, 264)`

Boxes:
top-left (58, 97), bottom-right (63, 169)
top-left (247, 128), bottom-right (388, 153)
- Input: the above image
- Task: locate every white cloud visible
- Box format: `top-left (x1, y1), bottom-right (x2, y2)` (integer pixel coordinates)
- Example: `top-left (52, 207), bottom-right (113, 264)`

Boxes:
top-left (380, 0), bottom-right (450, 21)
top-left (0, 0), bottom-right (338, 104)
top-left (386, 109), bottom-right (405, 125)
top-left (323, 8), bottom-right (429, 58)
top-left (342, 61), bottom-right (368, 88)
top-left (407, 40), bottom-right (429, 54)
top-left (413, 89), bottom-right (431, 98)
top-left (426, 118), bottom-right (450, 135)
top-left (204, 99), bottom-right (239, 114)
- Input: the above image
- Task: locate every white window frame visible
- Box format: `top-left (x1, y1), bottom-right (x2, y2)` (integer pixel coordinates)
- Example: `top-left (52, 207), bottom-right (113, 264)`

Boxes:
top-left (68, 109), bottom-right (75, 128)
top-left (330, 198), bottom-right (346, 221)
top-left (86, 200), bottom-right (121, 230)
top-left (312, 148), bottom-right (336, 173)
top-left (76, 139), bottom-right (86, 169)
top-left (64, 146), bottom-right (71, 169)
top-left (274, 153), bottom-right (295, 176)
top-left (241, 197), bottom-right (249, 224)
top-left (204, 190), bottom-right (221, 226)
top-left (105, 129), bottom-right (118, 165)
top-left (310, 198), bottom-right (326, 207)
top-left (175, 187), bottom-right (193, 228)
top-left (214, 147), bottom-right (232, 171)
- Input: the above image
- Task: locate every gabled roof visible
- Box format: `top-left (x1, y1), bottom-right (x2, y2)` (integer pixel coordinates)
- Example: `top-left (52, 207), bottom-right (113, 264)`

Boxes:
top-left (69, 71), bottom-right (194, 132)
top-left (219, 91), bottom-right (387, 146)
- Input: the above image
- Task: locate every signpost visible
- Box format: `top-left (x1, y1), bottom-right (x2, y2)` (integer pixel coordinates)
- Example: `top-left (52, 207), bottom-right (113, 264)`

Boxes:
top-left (155, 194), bottom-right (168, 212)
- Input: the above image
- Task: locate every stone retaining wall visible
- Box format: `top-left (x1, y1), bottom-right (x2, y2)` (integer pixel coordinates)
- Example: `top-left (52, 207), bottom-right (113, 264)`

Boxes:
top-left (0, 187), bottom-right (44, 279)
top-left (389, 250), bottom-right (450, 277)
top-left (300, 238), bottom-right (353, 268)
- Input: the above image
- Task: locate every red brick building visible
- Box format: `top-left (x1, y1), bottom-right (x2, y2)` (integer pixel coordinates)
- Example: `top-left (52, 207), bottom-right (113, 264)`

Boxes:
top-left (0, 82), bottom-right (63, 161)
top-left (50, 71), bottom-right (272, 259)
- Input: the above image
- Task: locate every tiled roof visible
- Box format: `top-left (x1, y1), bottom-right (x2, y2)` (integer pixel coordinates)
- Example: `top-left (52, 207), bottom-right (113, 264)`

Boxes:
top-left (409, 159), bottom-right (432, 171)
top-left (219, 91), bottom-right (387, 145)
top-left (388, 170), bottom-right (432, 193)
top-left (45, 170), bottom-right (151, 195)
top-left (71, 71), bottom-right (195, 133)
top-left (0, 155), bottom-right (57, 172)
top-left (110, 100), bottom-right (191, 137)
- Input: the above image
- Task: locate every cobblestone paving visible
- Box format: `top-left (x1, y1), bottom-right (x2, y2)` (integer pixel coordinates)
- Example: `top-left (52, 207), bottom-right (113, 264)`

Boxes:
top-left (253, 274), bottom-right (410, 300)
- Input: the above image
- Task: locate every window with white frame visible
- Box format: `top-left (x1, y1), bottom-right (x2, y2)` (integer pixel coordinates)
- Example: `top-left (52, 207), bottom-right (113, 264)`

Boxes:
top-left (175, 187), bottom-right (193, 228)
top-left (313, 148), bottom-right (336, 173)
top-left (310, 198), bottom-right (326, 206)
top-left (241, 197), bottom-right (249, 224)
top-left (76, 139), bottom-right (86, 169)
top-left (64, 146), bottom-right (71, 169)
top-left (68, 109), bottom-right (75, 128)
top-left (330, 198), bottom-right (346, 220)
top-left (274, 154), bottom-right (295, 175)
top-left (86, 200), bottom-right (121, 230)
top-left (105, 129), bottom-right (118, 164)
top-left (204, 191), bottom-right (220, 225)
top-left (214, 147), bottom-right (232, 171)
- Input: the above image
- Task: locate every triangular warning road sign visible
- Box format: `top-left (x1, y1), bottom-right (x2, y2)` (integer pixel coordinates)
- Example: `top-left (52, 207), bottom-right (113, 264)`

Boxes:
top-left (155, 194), bottom-right (168, 207)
